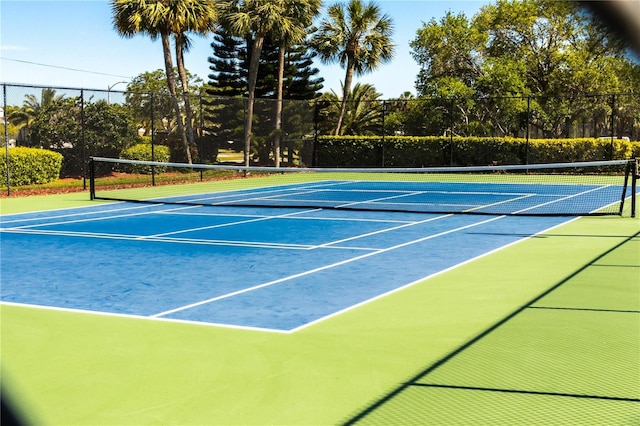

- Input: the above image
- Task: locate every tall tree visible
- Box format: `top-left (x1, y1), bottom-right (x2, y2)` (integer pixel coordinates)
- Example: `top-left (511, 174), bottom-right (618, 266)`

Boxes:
top-left (112, 0), bottom-right (215, 164)
top-left (165, 0), bottom-right (218, 151)
top-left (219, 0), bottom-right (298, 166)
top-left (206, 30), bottom-right (323, 162)
top-left (410, 0), bottom-right (640, 138)
top-left (270, 0), bottom-right (321, 166)
top-left (282, 45), bottom-right (324, 100)
top-left (126, 68), bottom-right (202, 137)
top-left (207, 31), bottom-right (245, 97)
top-left (410, 12), bottom-right (484, 97)
top-left (205, 30), bottom-right (246, 155)
top-left (311, 0), bottom-right (394, 135)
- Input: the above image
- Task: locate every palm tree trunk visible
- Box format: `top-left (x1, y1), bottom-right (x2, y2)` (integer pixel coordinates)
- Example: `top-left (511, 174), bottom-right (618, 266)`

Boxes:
top-left (274, 45), bottom-right (286, 168)
top-left (244, 35), bottom-right (265, 167)
top-left (336, 57), bottom-right (355, 136)
top-left (161, 32), bottom-right (192, 164)
top-left (175, 34), bottom-right (196, 152)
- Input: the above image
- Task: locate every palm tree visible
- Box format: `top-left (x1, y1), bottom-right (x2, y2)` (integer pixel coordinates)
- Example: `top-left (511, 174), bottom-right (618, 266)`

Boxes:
top-left (112, 0), bottom-right (193, 163)
top-left (311, 0), bottom-right (394, 135)
top-left (220, 0), bottom-right (297, 166)
top-left (9, 89), bottom-right (65, 146)
top-left (271, 0), bottom-right (321, 167)
top-left (321, 83), bottom-right (382, 135)
top-left (166, 1), bottom-right (218, 155)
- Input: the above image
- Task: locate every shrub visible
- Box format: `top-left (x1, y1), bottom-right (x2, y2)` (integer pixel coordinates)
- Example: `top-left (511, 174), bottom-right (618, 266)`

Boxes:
top-left (382, 137), bottom-right (447, 167)
top-left (527, 138), bottom-right (633, 164)
top-left (631, 141), bottom-right (640, 159)
top-left (0, 147), bottom-right (63, 186)
top-left (316, 136), bottom-right (382, 167)
top-left (119, 143), bottom-right (170, 174)
top-left (316, 136), bottom-right (636, 167)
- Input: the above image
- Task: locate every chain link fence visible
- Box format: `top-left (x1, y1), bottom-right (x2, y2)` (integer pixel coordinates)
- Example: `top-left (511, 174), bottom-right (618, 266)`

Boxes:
top-left (2, 82), bottom-right (638, 193)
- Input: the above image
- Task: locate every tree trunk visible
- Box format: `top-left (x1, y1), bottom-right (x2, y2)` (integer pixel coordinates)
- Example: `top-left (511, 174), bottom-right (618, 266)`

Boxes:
top-left (244, 35), bottom-right (265, 167)
top-left (335, 56), bottom-right (355, 136)
top-left (175, 34), bottom-right (196, 154)
top-left (274, 44), bottom-right (285, 167)
top-left (161, 32), bottom-right (191, 164)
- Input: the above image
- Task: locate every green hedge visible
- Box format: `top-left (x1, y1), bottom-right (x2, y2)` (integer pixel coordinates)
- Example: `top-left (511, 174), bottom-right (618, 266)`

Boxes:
top-left (632, 141), bottom-right (640, 159)
top-left (120, 143), bottom-right (171, 174)
top-left (0, 147), bottom-right (63, 186)
top-left (315, 136), bottom-right (636, 167)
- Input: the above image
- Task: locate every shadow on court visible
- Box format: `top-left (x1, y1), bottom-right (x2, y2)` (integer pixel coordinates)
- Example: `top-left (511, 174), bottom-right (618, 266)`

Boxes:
top-left (343, 232), bottom-right (640, 425)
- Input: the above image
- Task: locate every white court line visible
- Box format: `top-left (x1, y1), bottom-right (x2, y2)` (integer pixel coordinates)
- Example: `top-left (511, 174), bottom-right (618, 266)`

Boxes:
top-left (144, 208), bottom-right (322, 239)
top-left (160, 210), bottom-right (416, 224)
top-left (0, 203), bottom-right (160, 225)
top-left (151, 215), bottom-right (504, 319)
top-left (1, 206), bottom-right (420, 251)
top-left (513, 185), bottom-right (613, 214)
top-left (0, 227), bottom-right (320, 250)
top-left (316, 188), bottom-right (538, 196)
top-left (308, 214), bottom-right (452, 250)
top-left (0, 200), bottom-right (128, 218)
top-left (335, 190), bottom-right (425, 209)
top-left (2, 204), bottom-right (198, 230)
top-left (291, 216), bottom-right (582, 333)
top-left (465, 193), bottom-right (536, 212)
top-left (0, 301), bottom-right (290, 334)
top-left (171, 180), bottom-right (353, 205)
top-left (2, 216), bottom-right (582, 335)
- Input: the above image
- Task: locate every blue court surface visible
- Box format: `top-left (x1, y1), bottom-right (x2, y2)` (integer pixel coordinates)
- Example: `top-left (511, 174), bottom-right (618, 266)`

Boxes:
top-left (0, 179), bottom-right (623, 332)
top-left (128, 179), bottom-right (625, 216)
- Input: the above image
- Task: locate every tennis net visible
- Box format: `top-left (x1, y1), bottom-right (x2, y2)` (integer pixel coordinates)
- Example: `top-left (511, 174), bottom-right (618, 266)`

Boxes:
top-left (89, 157), bottom-right (637, 217)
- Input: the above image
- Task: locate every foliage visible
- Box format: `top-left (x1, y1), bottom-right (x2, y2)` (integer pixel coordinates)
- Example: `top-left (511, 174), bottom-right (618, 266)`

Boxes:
top-left (316, 83), bottom-right (383, 136)
top-left (0, 147), bottom-right (63, 186)
top-left (2, 105), bottom-right (22, 141)
top-left (310, 0), bottom-right (394, 135)
top-left (126, 68), bottom-right (203, 137)
top-left (111, 0), bottom-right (217, 163)
top-left (206, 30), bottom-right (246, 98)
top-left (120, 143), bottom-right (171, 173)
top-left (28, 98), bottom-right (138, 176)
top-left (9, 88), bottom-right (65, 128)
top-left (315, 136), bottom-right (636, 168)
top-left (408, 0), bottom-right (640, 139)
top-left (204, 27), bottom-right (324, 164)
top-left (219, 0), bottom-right (301, 165)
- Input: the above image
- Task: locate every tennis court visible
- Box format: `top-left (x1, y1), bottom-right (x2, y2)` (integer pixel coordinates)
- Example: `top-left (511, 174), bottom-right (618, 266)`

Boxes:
top-left (1, 160), bottom-right (638, 424)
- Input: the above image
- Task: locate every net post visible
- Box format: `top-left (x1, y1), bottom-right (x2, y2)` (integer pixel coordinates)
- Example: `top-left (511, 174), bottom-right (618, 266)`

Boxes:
top-left (632, 159), bottom-right (638, 218)
top-left (620, 160), bottom-right (631, 215)
top-left (89, 157), bottom-right (96, 200)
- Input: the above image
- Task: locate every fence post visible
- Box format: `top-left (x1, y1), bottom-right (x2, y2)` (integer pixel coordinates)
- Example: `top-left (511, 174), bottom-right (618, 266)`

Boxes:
top-left (632, 159), bottom-right (637, 218)
top-left (313, 100), bottom-right (319, 167)
top-left (449, 97), bottom-right (455, 166)
top-left (381, 100), bottom-right (386, 167)
top-left (151, 92), bottom-right (156, 186)
top-left (81, 89), bottom-right (86, 190)
top-left (3, 84), bottom-right (10, 196)
top-left (610, 93), bottom-right (616, 160)
top-left (525, 96), bottom-right (531, 165)
top-left (199, 92), bottom-right (204, 162)
top-left (89, 158), bottom-right (95, 200)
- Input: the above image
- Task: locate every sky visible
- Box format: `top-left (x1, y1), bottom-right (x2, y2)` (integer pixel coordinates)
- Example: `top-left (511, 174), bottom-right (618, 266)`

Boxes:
top-left (0, 0), bottom-right (490, 99)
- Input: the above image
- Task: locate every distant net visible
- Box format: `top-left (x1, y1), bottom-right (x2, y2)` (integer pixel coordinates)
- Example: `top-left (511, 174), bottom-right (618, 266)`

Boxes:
top-left (90, 157), bottom-right (637, 217)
